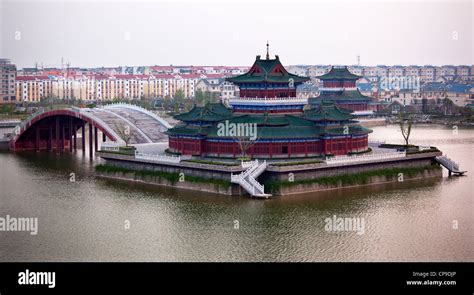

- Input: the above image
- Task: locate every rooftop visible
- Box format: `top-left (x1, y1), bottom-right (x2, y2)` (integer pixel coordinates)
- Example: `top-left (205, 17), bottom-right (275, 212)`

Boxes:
top-left (317, 66), bottom-right (361, 80)
top-left (226, 55), bottom-right (309, 84)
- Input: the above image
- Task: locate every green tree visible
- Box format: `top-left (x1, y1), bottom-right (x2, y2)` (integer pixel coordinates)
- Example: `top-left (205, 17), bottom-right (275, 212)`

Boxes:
top-left (195, 89), bottom-right (205, 106)
top-left (174, 89), bottom-right (185, 101)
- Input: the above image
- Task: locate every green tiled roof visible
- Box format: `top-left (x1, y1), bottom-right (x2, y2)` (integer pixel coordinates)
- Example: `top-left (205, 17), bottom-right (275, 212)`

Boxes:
top-left (318, 66), bottom-right (361, 80)
top-left (165, 124), bottom-right (211, 136)
top-left (168, 100), bottom-right (372, 139)
top-left (324, 125), bottom-right (373, 136)
top-left (303, 100), bottom-right (354, 121)
top-left (309, 89), bottom-right (372, 104)
top-left (205, 124), bottom-right (324, 139)
top-left (173, 102), bottom-right (232, 122)
top-left (168, 115), bottom-right (371, 139)
top-left (226, 56), bottom-right (309, 84)
top-left (227, 113), bottom-right (301, 126)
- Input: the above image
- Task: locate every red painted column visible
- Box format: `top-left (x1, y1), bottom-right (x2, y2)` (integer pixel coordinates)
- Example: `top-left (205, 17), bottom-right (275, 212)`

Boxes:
top-left (55, 117), bottom-right (60, 153)
top-left (94, 127), bottom-right (98, 152)
top-left (89, 122), bottom-right (93, 158)
top-left (82, 122), bottom-right (86, 153)
top-left (61, 125), bottom-right (65, 152)
top-left (35, 126), bottom-right (40, 152)
top-left (48, 126), bottom-right (53, 151)
top-left (69, 118), bottom-right (73, 152)
top-left (73, 125), bottom-right (77, 150)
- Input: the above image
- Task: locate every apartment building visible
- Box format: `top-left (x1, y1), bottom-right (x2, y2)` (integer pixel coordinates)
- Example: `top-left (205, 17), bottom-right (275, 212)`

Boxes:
top-left (0, 59), bottom-right (17, 103)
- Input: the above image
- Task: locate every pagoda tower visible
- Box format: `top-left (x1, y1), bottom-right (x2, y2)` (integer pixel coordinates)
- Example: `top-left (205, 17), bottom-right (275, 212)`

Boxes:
top-left (166, 48), bottom-right (372, 158)
top-left (310, 66), bottom-right (372, 112)
top-left (226, 45), bottom-right (309, 114)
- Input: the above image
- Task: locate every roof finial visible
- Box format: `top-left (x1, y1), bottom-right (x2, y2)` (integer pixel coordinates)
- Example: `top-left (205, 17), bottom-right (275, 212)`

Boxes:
top-left (266, 41), bottom-right (270, 60)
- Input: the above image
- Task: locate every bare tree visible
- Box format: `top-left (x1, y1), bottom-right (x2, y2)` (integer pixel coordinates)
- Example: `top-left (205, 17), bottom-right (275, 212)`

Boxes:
top-left (115, 124), bottom-right (133, 146)
top-left (233, 136), bottom-right (257, 159)
top-left (398, 112), bottom-right (413, 146)
top-left (232, 129), bottom-right (260, 159)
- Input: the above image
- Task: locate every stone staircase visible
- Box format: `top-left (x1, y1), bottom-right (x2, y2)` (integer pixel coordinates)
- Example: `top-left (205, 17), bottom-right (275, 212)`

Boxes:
top-left (435, 155), bottom-right (467, 176)
top-left (231, 159), bottom-right (271, 198)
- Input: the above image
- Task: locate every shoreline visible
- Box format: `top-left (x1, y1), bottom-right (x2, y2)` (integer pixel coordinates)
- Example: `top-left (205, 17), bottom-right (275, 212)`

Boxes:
top-left (95, 149), bottom-right (443, 197)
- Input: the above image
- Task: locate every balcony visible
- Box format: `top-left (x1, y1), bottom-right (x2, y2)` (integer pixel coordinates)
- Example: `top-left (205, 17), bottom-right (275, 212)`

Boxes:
top-left (229, 96), bottom-right (307, 106)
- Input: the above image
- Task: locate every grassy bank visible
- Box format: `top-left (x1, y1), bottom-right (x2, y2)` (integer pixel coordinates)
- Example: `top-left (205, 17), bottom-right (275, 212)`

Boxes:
top-left (263, 165), bottom-right (440, 193)
top-left (95, 164), bottom-right (231, 188)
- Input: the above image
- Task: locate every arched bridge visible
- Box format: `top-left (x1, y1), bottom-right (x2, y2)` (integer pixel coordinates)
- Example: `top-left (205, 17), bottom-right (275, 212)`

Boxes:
top-left (10, 103), bottom-right (172, 154)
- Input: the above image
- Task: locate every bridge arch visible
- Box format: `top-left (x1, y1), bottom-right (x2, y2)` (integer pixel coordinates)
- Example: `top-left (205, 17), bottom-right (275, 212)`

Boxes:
top-left (10, 104), bottom-right (170, 152)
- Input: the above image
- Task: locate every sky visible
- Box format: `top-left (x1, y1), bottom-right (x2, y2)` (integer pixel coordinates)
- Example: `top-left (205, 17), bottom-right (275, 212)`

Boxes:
top-left (0, 0), bottom-right (472, 69)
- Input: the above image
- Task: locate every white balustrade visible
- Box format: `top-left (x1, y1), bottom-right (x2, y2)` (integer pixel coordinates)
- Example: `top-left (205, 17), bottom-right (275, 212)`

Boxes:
top-left (248, 177), bottom-right (264, 194)
top-left (436, 155), bottom-right (459, 171)
top-left (101, 141), bottom-right (123, 152)
top-left (231, 159), bottom-right (270, 197)
top-left (229, 96), bottom-right (307, 105)
top-left (368, 140), bottom-right (386, 147)
top-left (325, 151), bottom-right (406, 165)
top-left (134, 151), bottom-right (181, 163)
top-left (241, 159), bottom-right (258, 169)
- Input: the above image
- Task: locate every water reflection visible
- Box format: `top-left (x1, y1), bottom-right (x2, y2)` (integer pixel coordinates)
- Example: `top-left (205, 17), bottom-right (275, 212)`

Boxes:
top-left (0, 124), bottom-right (473, 261)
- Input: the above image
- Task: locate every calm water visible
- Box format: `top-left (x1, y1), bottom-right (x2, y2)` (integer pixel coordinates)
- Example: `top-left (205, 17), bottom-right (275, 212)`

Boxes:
top-left (0, 124), bottom-right (473, 262)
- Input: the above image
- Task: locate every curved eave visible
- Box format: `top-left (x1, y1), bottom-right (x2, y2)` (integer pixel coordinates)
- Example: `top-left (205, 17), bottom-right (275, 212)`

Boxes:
top-left (317, 66), bottom-right (361, 81)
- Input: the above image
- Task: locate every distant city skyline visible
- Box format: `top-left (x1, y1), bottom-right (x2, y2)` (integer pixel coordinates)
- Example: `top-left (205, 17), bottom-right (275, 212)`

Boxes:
top-left (1, 0), bottom-right (472, 69)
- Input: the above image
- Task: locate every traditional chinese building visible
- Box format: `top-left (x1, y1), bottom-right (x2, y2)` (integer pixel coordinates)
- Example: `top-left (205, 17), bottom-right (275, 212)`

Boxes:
top-left (226, 48), bottom-right (309, 113)
top-left (166, 49), bottom-right (372, 158)
top-left (310, 66), bottom-right (372, 112)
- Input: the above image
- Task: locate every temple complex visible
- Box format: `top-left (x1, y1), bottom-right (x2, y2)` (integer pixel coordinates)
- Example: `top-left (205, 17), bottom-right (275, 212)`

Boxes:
top-left (166, 48), bottom-right (372, 158)
top-left (309, 66), bottom-right (373, 112)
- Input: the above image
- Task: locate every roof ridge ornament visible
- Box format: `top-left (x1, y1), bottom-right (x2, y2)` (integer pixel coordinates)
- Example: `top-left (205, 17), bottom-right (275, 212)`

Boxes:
top-left (266, 41), bottom-right (270, 60)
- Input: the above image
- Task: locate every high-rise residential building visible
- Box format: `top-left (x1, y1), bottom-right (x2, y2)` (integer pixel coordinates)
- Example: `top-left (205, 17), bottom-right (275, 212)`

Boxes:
top-left (0, 59), bottom-right (17, 103)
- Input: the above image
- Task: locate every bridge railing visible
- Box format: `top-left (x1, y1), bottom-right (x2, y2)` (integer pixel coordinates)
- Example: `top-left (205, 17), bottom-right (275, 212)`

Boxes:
top-left (241, 159), bottom-right (258, 169)
top-left (248, 176), bottom-right (264, 194)
top-left (436, 155), bottom-right (459, 171)
top-left (326, 151), bottom-right (406, 165)
top-left (368, 140), bottom-right (386, 147)
top-left (101, 142), bottom-right (124, 152)
top-left (102, 103), bottom-right (172, 129)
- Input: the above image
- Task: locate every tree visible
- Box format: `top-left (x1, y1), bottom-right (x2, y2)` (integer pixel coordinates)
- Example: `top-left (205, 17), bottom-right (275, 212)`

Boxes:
top-left (231, 125), bottom-right (259, 159)
top-left (115, 124), bottom-right (133, 147)
top-left (205, 91), bottom-right (219, 104)
top-left (184, 100), bottom-right (194, 112)
top-left (174, 89), bottom-right (185, 101)
top-left (398, 112), bottom-right (413, 146)
top-left (194, 89), bottom-right (205, 106)
top-left (234, 137), bottom-right (257, 159)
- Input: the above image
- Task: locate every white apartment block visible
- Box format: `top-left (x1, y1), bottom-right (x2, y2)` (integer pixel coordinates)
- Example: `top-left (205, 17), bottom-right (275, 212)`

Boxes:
top-left (308, 66), bottom-right (330, 77)
top-left (287, 66), bottom-right (307, 77)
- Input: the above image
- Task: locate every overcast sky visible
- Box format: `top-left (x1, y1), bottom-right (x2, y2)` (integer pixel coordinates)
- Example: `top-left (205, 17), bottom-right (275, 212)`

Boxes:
top-left (0, 0), bottom-right (472, 69)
